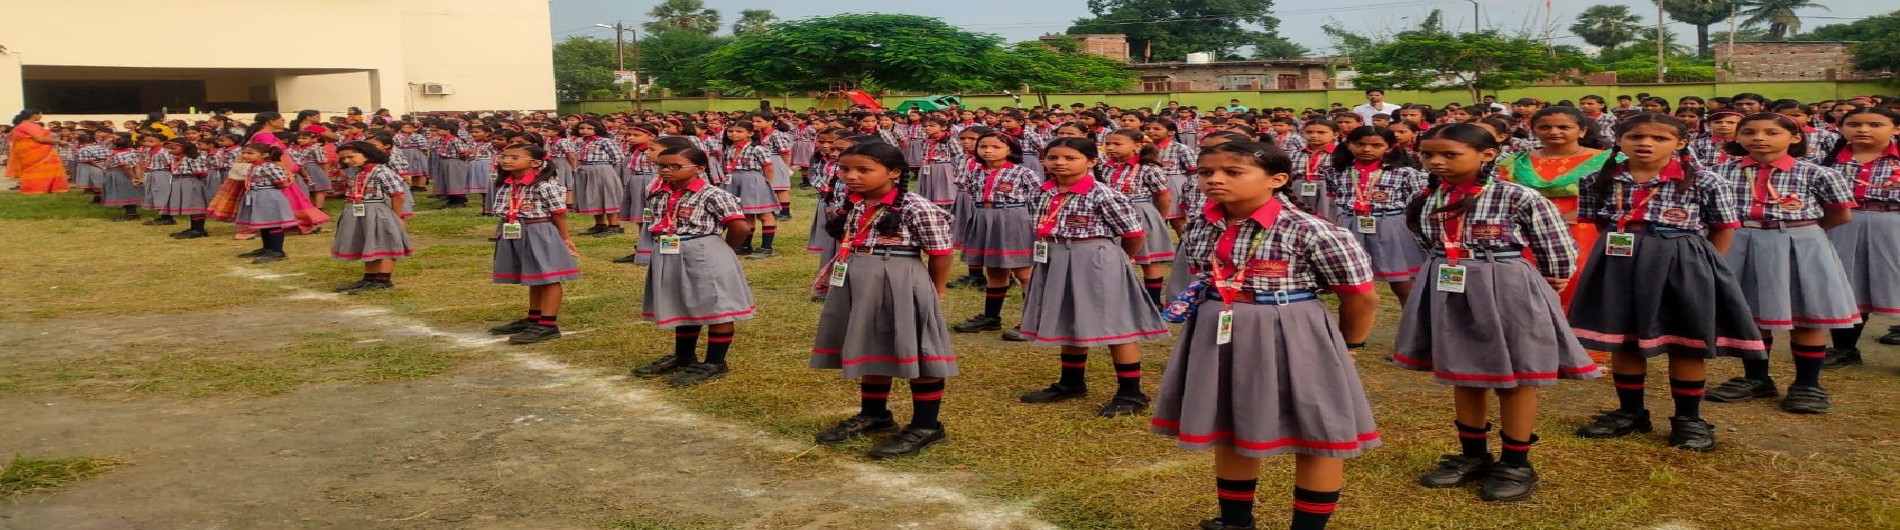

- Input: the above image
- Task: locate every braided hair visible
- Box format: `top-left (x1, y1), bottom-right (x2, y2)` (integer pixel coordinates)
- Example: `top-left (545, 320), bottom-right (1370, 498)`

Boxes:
top-left (1404, 124), bottom-right (1501, 236)
top-left (824, 142), bottom-right (913, 238)
top-left (1586, 113), bottom-right (1699, 199)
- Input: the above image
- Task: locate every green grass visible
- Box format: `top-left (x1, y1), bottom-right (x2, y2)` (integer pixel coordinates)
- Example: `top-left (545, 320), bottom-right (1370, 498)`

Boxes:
top-left (0, 455), bottom-right (129, 497)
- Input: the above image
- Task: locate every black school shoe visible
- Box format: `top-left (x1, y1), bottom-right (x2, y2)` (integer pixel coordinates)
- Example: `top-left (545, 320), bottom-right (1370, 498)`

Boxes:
top-left (237, 248), bottom-right (269, 258)
top-left (1020, 383), bottom-right (1088, 404)
top-left (1667, 416), bottom-right (1717, 452)
top-left (508, 324), bottom-right (561, 344)
top-left (951, 314), bottom-right (1003, 333)
top-left (1705, 377), bottom-right (1779, 403)
top-left (1098, 393), bottom-right (1150, 418)
top-left (1779, 385), bottom-right (1831, 414)
top-left (1000, 327), bottom-right (1030, 342)
top-left (251, 251), bottom-right (288, 264)
top-left (170, 229), bottom-right (207, 239)
top-left (334, 280), bottom-right (371, 293)
top-left (666, 362), bottom-right (729, 387)
top-left (815, 415), bottom-right (899, 445)
top-left (1575, 409), bottom-right (1652, 439)
top-left (611, 253), bottom-right (642, 264)
top-left (630, 355), bottom-right (691, 378)
top-left (867, 425), bottom-right (946, 459)
top-left (343, 281), bottom-right (394, 294)
top-left (1822, 348), bottom-right (1863, 368)
top-left (1418, 454), bottom-right (1492, 488)
top-left (1478, 464), bottom-right (1539, 502)
top-left (488, 318), bottom-right (535, 335)
top-left (1198, 518), bottom-right (1257, 530)
top-left (1879, 325), bottom-right (1900, 345)
top-left (745, 248), bottom-right (776, 259)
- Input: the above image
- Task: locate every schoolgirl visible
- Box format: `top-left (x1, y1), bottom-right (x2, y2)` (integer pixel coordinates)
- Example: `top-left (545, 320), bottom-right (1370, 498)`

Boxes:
top-left (1393, 123), bottom-right (1599, 502)
top-left (1772, 100), bottom-right (1841, 164)
top-left (234, 144), bottom-right (304, 264)
top-left (487, 143), bottom-right (580, 345)
top-left (1152, 141), bottom-right (1382, 530)
top-left (949, 132), bottom-right (1042, 338)
top-left (1693, 113), bottom-right (1861, 415)
top-left (1326, 126), bottom-right (1430, 303)
top-left (196, 137), bottom-right (228, 207)
top-left (1146, 119), bottom-right (1199, 194)
top-left (393, 122), bottom-right (430, 190)
top-left (1078, 109), bottom-right (1114, 143)
top-left (949, 125), bottom-right (991, 289)
top-left (1100, 129), bottom-right (1178, 306)
top-left (997, 111), bottom-right (1046, 175)
top-left (611, 124), bottom-right (662, 263)
top-left (136, 134), bottom-right (175, 223)
top-left (330, 142), bottom-right (415, 294)
top-left (628, 145), bottom-right (757, 387)
top-left (806, 129), bottom-right (854, 300)
top-left (753, 115), bottom-right (796, 219)
top-left (567, 119), bottom-right (625, 233)
top-left (1288, 120), bottom-right (1341, 221)
top-left (1824, 106), bottom-right (1900, 367)
top-left (1690, 111), bottom-right (1743, 168)
top-left (1388, 121), bottom-right (1422, 159)
top-left (158, 138), bottom-right (212, 238)
top-left (809, 142), bottom-right (958, 459)
top-left (288, 131), bottom-right (334, 208)
top-left (74, 130), bottom-right (111, 202)
top-left (466, 126), bottom-right (497, 213)
top-left (432, 121), bottom-right (477, 209)
top-left (1579, 95), bottom-right (1619, 144)
top-left (1017, 137), bottom-right (1171, 418)
top-left (543, 125), bottom-right (574, 191)
top-left (916, 118), bottom-right (963, 207)
top-left (1568, 113), bottom-right (1766, 452)
top-left (789, 115), bottom-right (817, 172)
top-left (899, 113), bottom-right (928, 168)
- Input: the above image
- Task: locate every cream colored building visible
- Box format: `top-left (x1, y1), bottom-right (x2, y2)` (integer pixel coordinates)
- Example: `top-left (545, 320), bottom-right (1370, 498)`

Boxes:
top-left (0, 0), bottom-right (557, 120)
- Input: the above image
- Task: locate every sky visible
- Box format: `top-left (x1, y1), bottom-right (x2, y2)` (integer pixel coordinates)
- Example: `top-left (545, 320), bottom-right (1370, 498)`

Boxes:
top-left (548, 0), bottom-right (1888, 55)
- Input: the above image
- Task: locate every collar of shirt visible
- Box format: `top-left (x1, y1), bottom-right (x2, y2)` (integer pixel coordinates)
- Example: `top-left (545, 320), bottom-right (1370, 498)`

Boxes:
top-left (1308, 143), bottom-right (1336, 155)
top-left (1836, 140), bottom-right (1900, 163)
top-left (664, 177), bottom-right (705, 194)
top-left (848, 189), bottom-right (900, 206)
top-left (1739, 155), bottom-right (1797, 171)
top-left (1040, 175), bottom-right (1097, 194)
top-left (1353, 160), bottom-right (1380, 175)
top-left (505, 171), bottom-right (542, 186)
top-left (1200, 196), bottom-right (1285, 226)
top-left (1440, 178), bottom-right (1483, 196)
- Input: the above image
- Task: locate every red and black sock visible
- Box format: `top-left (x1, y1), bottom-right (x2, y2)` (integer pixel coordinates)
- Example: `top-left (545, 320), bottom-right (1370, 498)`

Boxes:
top-left (983, 286), bottom-right (1009, 318)
top-left (1058, 353), bottom-right (1088, 389)
top-left (1831, 317), bottom-right (1868, 351)
top-left (527, 309), bottom-right (543, 322)
top-left (759, 226), bottom-right (777, 250)
top-left (673, 325), bottom-right (702, 363)
top-left (909, 379), bottom-right (944, 429)
top-left (1290, 487), bottom-right (1341, 530)
top-left (1669, 378), bottom-right (1705, 420)
top-left (1743, 334), bottom-right (1775, 383)
top-left (1499, 433), bottom-right (1537, 468)
top-left (1613, 372), bottom-right (1646, 413)
top-left (705, 329), bottom-right (735, 365)
top-left (536, 314), bottom-right (558, 328)
top-left (1143, 277), bottom-right (1165, 307)
top-left (778, 201), bottom-right (792, 214)
top-left (1456, 421), bottom-right (1491, 459)
top-left (189, 215), bottom-right (206, 231)
top-left (1792, 343), bottom-right (1825, 388)
top-left (1113, 361), bottom-right (1142, 397)
top-left (366, 272), bottom-right (391, 283)
top-left (1214, 478), bottom-right (1257, 528)
top-left (859, 382), bottom-right (893, 419)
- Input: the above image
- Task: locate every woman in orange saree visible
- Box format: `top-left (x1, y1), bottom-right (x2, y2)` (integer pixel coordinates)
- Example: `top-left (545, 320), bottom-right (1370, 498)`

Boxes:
top-left (1498, 106), bottom-right (1616, 372)
top-left (7, 110), bottom-right (71, 194)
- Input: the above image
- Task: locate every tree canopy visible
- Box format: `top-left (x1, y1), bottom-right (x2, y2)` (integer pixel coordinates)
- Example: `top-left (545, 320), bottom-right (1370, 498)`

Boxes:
top-left (1571, 5), bottom-right (1645, 54)
top-left (1738, 0), bottom-right (1829, 40)
top-left (1805, 10), bottom-right (1900, 76)
top-left (552, 37), bottom-right (617, 100)
top-left (701, 14), bottom-right (1004, 94)
top-left (1347, 24), bottom-right (1593, 102)
top-left (1067, 0), bottom-right (1291, 61)
top-left (643, 0), bottom-right (721, 35)
top-left (990, 39), bottom-right (1139, 105)
top-left (638, 30), bottom-right (732, 96)
top-left (1659, 0), bottom-right (1741, 58)
top-left (732, 9), bottom-right (778, 36)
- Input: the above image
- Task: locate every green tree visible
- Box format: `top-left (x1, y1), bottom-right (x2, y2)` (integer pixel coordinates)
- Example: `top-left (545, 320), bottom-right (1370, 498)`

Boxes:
top-left (1251, 35), bottom-right (1312, 58)
top-left (1350, 28), bottom-right (1594, 102)
top-left (1600, 27), bottom-right (1693, 63)
top-left (1658, 0), bottom-right (1741, 58)
top-left (1738, 0), bottom-right (1828, 40)
top-left (552, 36), bottom-right (617, 100)
top-left (638, 29), bottom-right (732, 96)
top-left (1067, 0), bottom-right (1290, 62)
top-left (990, 39), bottom-right (1139, 106)
top-left (702, 14), bottom-right (1003, 94)
top-left (732, 9), bottom-right (778, 36)
top-left (643, 0), bottom-right (721, 35)
top-left (1572, 5), bottom-right (1645, 54)
top-left (1805, 10), bottom-right (1900, 75)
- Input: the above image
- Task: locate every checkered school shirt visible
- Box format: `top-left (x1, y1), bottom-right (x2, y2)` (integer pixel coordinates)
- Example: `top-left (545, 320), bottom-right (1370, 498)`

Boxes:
top-left (836, 191), bottom-right (955, 256)
top-left (435, 135), bottom-right (474, 159)
top-left (1688, 133), bottom-right (1737, 168)
top-left (1588, 112), bottom-right (1618, 144)
top-left (209, 146), bottom-right (238, 170)
top-left (571, 136), bottom-right (619, 164)
top-left (921, 135), bottom-right (962, 165)
top-left (1274, 132), bottom-right (1307, 153)
top-left (1096, 160), bottom-right (1170, 201)
top-left (1576, 160), bottom-right (1741, 232)
top-left (1178, 196), bottom-right (1376, 295)
top-left (347, 164), bottom-right (408, 202)
top-left (248, 162), bottom-right (293, 189)
top-left (76, 143), bottom-right (110, 164)
top-left (469, 141), bottom-right (497, 160)
top-left (141, 148), bottom-right (174, 171)
top-left (1173, 177), bottom-right (1206, 219)
top-left (1326, 164), bottom-right (1429, 213)
top-left (491, 174), bottom-right (569, 220)
top-left (105, 150), bottom-right (139, 170)
top-left (287, 144), bottom-right (327, 167)
top-left (1006, 129), bottom-right (1048, 154)
top-left (1801, 128), bottom-right (1841, 163)
top-left (171, 154), bottom-right (209, 176)
top-left (958, 163), bottom-right (1041, 204)
top-left (625, 149), bottom-right (656, 175)
top-left (643, 178), bottom-right (744, 237)
top-left (1156, 138), bottom-right (1197, 179)
top-left (725, 141), bottom-right (772, 172)
top-left (764, 130), bottom-right (793, 155)
top-left (1830, 141), bottom-right (1900, 204)
top-left (393, 132), bottom-right (429, 150)
top-left (1409, 178), bottom-right (1579, 279)
top-left (1288, 144), bottom-right (1337, 181)
top-left (1707, 155), bottom-right (1855, 222)
top-left (385, 148), bottom-right (413, 175)
top-left (1027, 177), bottom-right (1147, 240)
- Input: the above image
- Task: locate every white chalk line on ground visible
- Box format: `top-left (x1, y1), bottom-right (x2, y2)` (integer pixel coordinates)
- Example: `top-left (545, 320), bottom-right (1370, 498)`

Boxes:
top-left (232, 265), bottom-right (1057, 529)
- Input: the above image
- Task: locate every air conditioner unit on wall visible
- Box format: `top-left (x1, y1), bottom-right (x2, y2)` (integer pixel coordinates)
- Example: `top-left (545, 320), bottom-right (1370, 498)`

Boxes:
top-left (421, 83), bottom-right (454, 95)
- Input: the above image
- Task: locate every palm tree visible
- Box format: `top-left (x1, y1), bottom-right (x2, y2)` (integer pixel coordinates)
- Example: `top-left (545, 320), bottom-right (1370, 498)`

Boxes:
top-left (732, 9), bottom-right (778, 36)
top-left (1571, 5), bottom-right (1645, 54)
top-left (1657, 0), bottom-right (1740, 58)
top-left (643, 0), bottom-right (721, 35)
top-left (1738, 0), bottom-right (1829, 40)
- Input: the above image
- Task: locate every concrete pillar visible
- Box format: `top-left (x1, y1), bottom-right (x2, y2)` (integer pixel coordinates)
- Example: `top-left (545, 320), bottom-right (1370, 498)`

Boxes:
top-left (0, 53), bottom-right (24, 114)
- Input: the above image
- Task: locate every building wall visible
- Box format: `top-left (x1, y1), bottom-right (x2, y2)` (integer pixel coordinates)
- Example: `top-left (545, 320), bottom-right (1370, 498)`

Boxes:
top-left (399, 0), bottom-right (558, 112)
top-left (1716, 42), bottom-right (1869, 82)
top-left (1042, 34), bottom-right (1130, 62)
top-left (1129, 63), bottom-right (1331, 91)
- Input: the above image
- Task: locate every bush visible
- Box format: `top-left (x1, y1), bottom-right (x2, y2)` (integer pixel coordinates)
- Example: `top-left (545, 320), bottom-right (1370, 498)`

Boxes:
top-left (584, 89), bottom-right (619, 100)
top-left (1615, 66), bottom-right (1715, 83)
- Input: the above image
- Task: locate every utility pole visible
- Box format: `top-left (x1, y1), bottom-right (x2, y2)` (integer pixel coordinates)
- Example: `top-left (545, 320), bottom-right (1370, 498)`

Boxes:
top-left (594, 21), bottom-right (642, 111)
top-left (1467, 0), bottom-right (1480, 33)
top-left (1656, 3), bottom-right (1667, 83)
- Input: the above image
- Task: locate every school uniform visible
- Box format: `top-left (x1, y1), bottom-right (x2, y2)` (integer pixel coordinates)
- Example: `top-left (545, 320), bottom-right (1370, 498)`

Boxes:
top-left (810, 192), bottom-right (959, 379)
top-left (159, 154), bottom-right (210, 216)
top-left (1155, 138), bottom-right (1197, 194)
top-left (640, 177), bottom-right (757, 327)
top-left (1828, 141), bottom-right (1900, 316)
top-left (491, 173), bottom-right (581, 286)
top-left (622, 149), bottom-right (659, 264)
top-left (331, 164), bottom-right (415, 262)
top-left (544, 137), bottom-right (574, 189)
top-left (790, 126), bottom-right (817, 167)
top-left (1274, 131), bottom-right (1307, 154)
top-left (1288, 144), bottom-right (1342, 221)
top-left (1688, 133), bottom-right (1735, 169)
top-left (918, 135), bottom-right (963, 206)
top-left (1587, 112), bottom-right (1618, 145)
top-left (694, 135), bottom-right (726, 185)
top-left (957, 162), bottom-right (1041, 269)
top-left (1151, 196), bottom-right (1383, 458)
top-left (466, 141), bottom-right (495, 198)
top-left (764, 130), bottom-right (795, 190)
top-left (899, 124), bottom-right (927, 167)
top-left (1098, 161), bottom-right (1175, 263)
top-left (1569, 160), bottom-right (1767, 358)
top-left (384, 148), bottom-right (418, 218)
top-left (235, 163), bottom-right (302, 231)
top-left (205, 146), bottom-right (236, 205)
top-left (1327, 163), bottom-right (1429, 282)
top-left (73, 143), bottom-right (108, 191)
top-left (1799, 127), bottom-right (1841, 165)
top-left (1018, 178), bottom-right (1171, 346)
top-left (1392, 178), bottom-right (1600, 387)
top-left (289, 144), bottom-right (333, 193)
top-left (569, 136), bottom-right (624, 216)
top-left (139, 148), bottom-right (174, 211)
top-left (1161, 169), bottom-right (1209, 300)
top-left (723, 141), bottom-right (780, 214)
top-left (806, 159), bottom-right (843, 258)
top-left (1007, 129), bottom-right (1046, 175)
top-left (1711, 156), bottom-right (1861, 330)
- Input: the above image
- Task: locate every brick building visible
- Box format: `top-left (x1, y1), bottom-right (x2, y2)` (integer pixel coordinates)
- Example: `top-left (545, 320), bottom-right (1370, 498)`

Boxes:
top-left (1041, 34), bottom-right (1131, 62)
top-left (1715, 41), bottom-right (1875, 82)
top-left (1128, 59), bottom-right (1337, 92)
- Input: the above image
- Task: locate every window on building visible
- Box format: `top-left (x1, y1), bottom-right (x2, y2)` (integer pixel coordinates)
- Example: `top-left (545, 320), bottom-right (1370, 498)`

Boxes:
top-left (1218, 74), bottom-right (1268, 91)
top-left (1278, 74), bottom-right (1300, 90)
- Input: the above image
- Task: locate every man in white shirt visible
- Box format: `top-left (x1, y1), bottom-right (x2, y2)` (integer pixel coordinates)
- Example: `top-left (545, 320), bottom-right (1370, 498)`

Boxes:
top-left (1352, 89), bottom-right (1403, 123)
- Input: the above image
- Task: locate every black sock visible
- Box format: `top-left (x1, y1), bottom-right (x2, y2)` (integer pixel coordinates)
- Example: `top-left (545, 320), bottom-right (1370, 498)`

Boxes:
top-left (263, 230), bottom-right (286, 252)
top-left (158, 215), bottom-right (173, 221)
top-left (673, 325), bottom-right (702, 363)
top-left (1215, 478), bottom-right (1258, 528)
top-left (1143, 277), bottom-right (1165, 307)
top-left (122, 204), bottom-right (137, 215)
top-left (1670, 378), bottom-right (1705, 420)
top-left (859, 382), bottom-right (893, 419)
top-left (189, 216), bottom-right (205, 231)
top-left (1792, 343), bottom-right (1825, 388)
top-left (909, 379), bottom-right (944, 429)
top-left (705, 330), bottom-right (734, 365)
top-left (528, 309), bottom-right (543, 322)
top-left (743, 229), bottom-right (756, 248)
top-left (1058, 353), bottom-right (1087, 389)
top-left (1290, 487), bottom-right (1341, 530)
top-left (983, 286), bottom-right (1008, 318)
top-left (760, 226), bottom-right (776, 250)
top-left (1831, 319), bottom-right (1867, 351)
top-left (966, 266), bottom-right (984, 280)
top-left (779, 201), bottom-right (792, 213)
top-left (1613, 372), bottom-right (1646, 413)
top-left (1499, 433), bottom-right (1537, 468)
top-left (1743, 332), bottom-right (1774, 383)
top-left (537, 314), bottom-right (557, 328)
top-left (1457, 421), bottom-right (1491, 459)
top-left (1113, 362), bottom-right (1142, 397)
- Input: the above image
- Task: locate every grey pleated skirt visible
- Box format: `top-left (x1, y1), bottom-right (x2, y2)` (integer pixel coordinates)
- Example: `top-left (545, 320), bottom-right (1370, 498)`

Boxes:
top-left (159, 176), bottom-right (208, 216)
top-left (1392, 255), bottom-right (1599, 388)
top-left (960, 205), bottom-right (1035, 268)
top-left (399, 148), bottom-right (428, 176)
top-left (1570, 230), bottom-right (1766, 359)
top-left (1162, 239), bottom-right (1196, 301)
top-left (331, 201), bottom-right (415, 262)
top-left (204, 169), bottom-right (227, 205)
top-left (620, 170), bottom-right (653, 222)
top-left (918, 163), bottom-right (957, 206)
top-left (570, 164), bottom-right (622, 216)
top-left (302, 165), bottom-right (333, 193)
top-left (1151, 298), bottom-right (1383, 458)
top-left (141, 170), bottom-right (173, 210)
top-left (432, 159), bottom-right (468, 195)
top-left (807, 204), bottom-right (840, 255)
top-left (769, 158), bottom-right (793, 190)
top-left (727, 169), bottom-right (779, 215)
top-left (811, 254), bottom-right (959, 379)
top-left (74, 164), bottom-right (105, 190)
top-left (791, 141), bottom-right (814, 167)
top-left (642, 235), bottom-right (757, 328)
top-left (1336, 212), bottom-right (1427, 282)
top-left (101, 168), bottom-right (142, 206)
top-left (631, 225), bottom-right (656, 265)
top-left (1829, 210), bottom-right (1900, 316)
top-left (902, 140), bottom-right (925, 167)
top-left (552, 158), bottom-right (574, 189)
top-left (235, 187), bottom-right (301, 230)
top-left (1130, 200), bottom-right (1176, 264)
top-left (1292, 188), bottom-right (1337, 222)
top-left (466, 158), bottom-right (492, 193)
top-left (1725, 225), bottom-right (1861, 329)
top-left (1019, 239), bottom-right (1171, 346)
top-left (492, 221), bottom-right (581, 286)
top-left (1021, 151), bottom-right (1044, 176)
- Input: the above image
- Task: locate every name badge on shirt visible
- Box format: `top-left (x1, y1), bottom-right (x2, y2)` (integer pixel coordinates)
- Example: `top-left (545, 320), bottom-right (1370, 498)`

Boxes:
top-left (1033, 241), bottom-right (1050, 263)
top-left (1216, 309), bottom-right (1235, 345)
top-left (500, 221), bottom-right (523, 240)
top-left (351, 203), bottom-right (367, 217)
top-left (1299, 181), bottom-right (1320, 197)
top-left (828, 261), bottom-right (849, 287)
top-left (1605, 232), bottom-right (1635, 257)
top-left (1435, 264), bottom-right (1468, 293)
top-left (657, 234), bottom-right (682, 254)
top-left (1356, 215), bottom-right (1377, 234)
